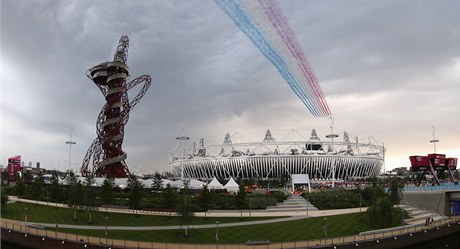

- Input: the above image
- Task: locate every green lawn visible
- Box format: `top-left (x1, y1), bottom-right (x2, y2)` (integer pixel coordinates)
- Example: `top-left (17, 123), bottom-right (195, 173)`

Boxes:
top-left (2, 202), bottom-right (404, 244)
top-left (59, 212), bottom-right (371, 243)
top-left (1, 202), bottom-right (278, 226)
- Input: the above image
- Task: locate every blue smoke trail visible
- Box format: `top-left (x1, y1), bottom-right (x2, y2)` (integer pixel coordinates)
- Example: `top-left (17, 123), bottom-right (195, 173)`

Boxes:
top-left (214, 0), bottom-right (321, 116)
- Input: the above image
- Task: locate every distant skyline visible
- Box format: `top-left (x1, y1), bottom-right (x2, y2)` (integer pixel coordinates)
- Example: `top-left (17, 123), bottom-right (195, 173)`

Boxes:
top-left (1, 0), bottom-right (459, 174)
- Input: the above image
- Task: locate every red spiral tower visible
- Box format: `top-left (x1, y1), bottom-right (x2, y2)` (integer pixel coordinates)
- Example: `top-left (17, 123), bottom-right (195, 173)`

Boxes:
top-left (81, 36), bottom-right (151, 178)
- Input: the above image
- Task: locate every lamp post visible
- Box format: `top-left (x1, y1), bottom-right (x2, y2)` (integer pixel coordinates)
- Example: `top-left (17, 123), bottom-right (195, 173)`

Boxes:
top-left (326, 117), bottom-right (338, 188)
top-left (105, 216), bottom-right (108, 245)
top-left (65, 127), bottom-right (76, 172)
top-left (430, 125), bottom-right (439, 153)
top-left (24, 207), bottom-right (28, 233)
top-left (249, 198), bottom-right (252, 217)
top-left (216, 221), bottom-right (219, 249)
top-left (323, 217), bottom-right (328, 242)
top-left (306, 197), bottom-right (309, 215)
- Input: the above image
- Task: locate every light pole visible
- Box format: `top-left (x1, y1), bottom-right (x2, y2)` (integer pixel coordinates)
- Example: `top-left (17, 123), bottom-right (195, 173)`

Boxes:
top-left (105, 216), bottom-right (108, 245)
top-left (326, 117), bottom-right (338, 188)
top-left (65, 127), bottom-right (76, 173)
top-left (249, 198), bottom-right (252, 217)
top-left (216, 221), bottom-right (219, 249)
top-left (323, 217), bottom-right (328, 242)
top-left (306, 197), bottom-right (309, 215)
top-left (430, 125), bottom-right (439, 153)
top-left (24, 207), bottom-right (28, 233)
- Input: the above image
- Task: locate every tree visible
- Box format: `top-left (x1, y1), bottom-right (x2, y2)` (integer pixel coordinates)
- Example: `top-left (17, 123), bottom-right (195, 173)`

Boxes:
top-left (30, 176), bottom-right (44, 204)
top-left (14, 176), bottom-right (25, 197)
top-left (176, 180), bottom-right (193, 237)
top-left (362, 177), bottom-right (385, 203)
top-left (151, 171), bottom-right (163, 191)
top-left (1, 170), bottom-right (8, 186)
top-left (49, 175), bottom-right (63, 207)
top-left (160, 184), bottom-right (178, 210)
top-left (100, 177), bottom-right (115, 213)
top-left (1, 187), bottom-right (8, 211)
top-left (66, 171), bottom-right (83, 220)
top-left (388, 178), bottom-right (404, 205)
top-left (127, 178), bottom-right (144, 215)
top-left (234, 184), bottom-right (248, 219)
top-left (366, 196), bottom-right (394, 228)
top-left (196, 185), bottom-right (212, 218)
top-left (23, 171), bottom-right (33, 185)
top-left (83, 175), bottom-right (97, 224)
top-left (234, 184), bottom-right (248, 209)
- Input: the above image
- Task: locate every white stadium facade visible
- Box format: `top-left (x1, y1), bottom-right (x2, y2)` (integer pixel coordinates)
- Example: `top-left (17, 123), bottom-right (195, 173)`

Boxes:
top-left (169, 129), bottom-right (385, 180)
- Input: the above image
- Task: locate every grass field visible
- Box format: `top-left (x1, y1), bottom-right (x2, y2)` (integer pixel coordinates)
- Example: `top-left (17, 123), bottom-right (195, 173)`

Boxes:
top-left (1, 202), bottom-right (404, 244)
top-left (59, 212), bottom-right (372, 243)
top-left (1, 202), bottom-right (274, 226)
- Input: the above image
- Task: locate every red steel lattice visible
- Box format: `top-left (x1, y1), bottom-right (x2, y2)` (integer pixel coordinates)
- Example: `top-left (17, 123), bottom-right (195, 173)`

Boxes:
top-left (81, 36), bottom-right (151, 178)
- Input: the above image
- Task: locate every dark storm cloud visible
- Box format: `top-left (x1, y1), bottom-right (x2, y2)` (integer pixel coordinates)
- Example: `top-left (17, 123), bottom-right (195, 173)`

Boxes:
top-left (2, 0), bottom-right (459, 173)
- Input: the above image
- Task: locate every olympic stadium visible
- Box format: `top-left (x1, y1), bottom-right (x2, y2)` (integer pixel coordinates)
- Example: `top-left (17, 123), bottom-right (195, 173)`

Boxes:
top-left (169, 129), bottom-right (385, 180)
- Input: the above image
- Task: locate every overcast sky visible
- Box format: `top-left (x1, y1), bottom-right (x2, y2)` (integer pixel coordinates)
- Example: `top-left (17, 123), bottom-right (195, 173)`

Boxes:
top-left (1, 0), bottom-right (459, 175)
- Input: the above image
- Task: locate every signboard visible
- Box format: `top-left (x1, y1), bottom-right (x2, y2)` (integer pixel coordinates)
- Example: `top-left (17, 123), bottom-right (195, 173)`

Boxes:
top-left (428, 153), bottom-right (446, 170)
top-left (409, 156), bottom-right (430, 171)
top-left (7, 155), bottom-right (21, 182)
top-left (446, 158), bottom-right (458, 170)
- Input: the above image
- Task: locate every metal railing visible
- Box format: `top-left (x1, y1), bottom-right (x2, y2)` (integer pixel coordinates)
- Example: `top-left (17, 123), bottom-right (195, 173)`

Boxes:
top-left (403, 184), bottom-right (460, 192)
top-left (2, 215), bottom-right (460, 249)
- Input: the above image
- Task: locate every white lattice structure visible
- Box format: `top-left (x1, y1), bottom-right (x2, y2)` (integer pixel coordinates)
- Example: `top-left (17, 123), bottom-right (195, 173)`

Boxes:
top-left (169, 129), bottom-right (385, 180)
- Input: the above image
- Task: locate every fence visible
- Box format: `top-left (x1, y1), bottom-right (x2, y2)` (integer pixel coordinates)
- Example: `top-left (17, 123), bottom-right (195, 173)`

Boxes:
top-left (403, 183), bottom-right (460, 192)
top-left (2, 215), bottom-right (460, 249)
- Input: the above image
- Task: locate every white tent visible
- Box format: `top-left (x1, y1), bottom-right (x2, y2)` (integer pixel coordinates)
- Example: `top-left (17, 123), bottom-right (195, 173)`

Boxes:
top-left (169, 179), bottom-right (184, 188)
top-left (291, 174), bottom-right (311, 193)
top-left (114, 178), bottom-right (129, 189)
top-left (188, 179), bottom-right (206, 189)
top-left (161, 179), bottom-right (173, 188)
top-left (223, 177), bottom-right (239, 193)
top-left (207, 177), bottom-right (223, 189)
top-left (92, 177), bottom-right (106, 186)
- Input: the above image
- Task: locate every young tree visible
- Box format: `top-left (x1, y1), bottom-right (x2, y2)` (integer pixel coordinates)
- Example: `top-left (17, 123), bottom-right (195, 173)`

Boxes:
top-left (151, 171), bottom-right (163, 191)
top-left (83, 175), bottom-right (97, 224)
top-left (1, 187), bottom-right (8, 211)
top-left (14, 176), bottom-right (25, 197)
top-left (128, 178), bottom-right (144, 215)
top-left (100, 177), bottom-right (115, 213)
top-left (1, 171), bottom-right (8, 186)
top-left (362, 177), bottom-right (385, 203)
top-left (366, 196), bottom-right (394, 228)
top-left (160, 183), bottom-right (178, 219)
top-left (388, 178), bottom-right (404, 205)
top-left (160, 184), bottom-right (178, 209)
top-left (66, 171), bottom-right (83, 220)
top-left (49, 175), bottom-right (63, 207)
top-left (234, 184), bottom-right (248, 209)
top-left (234, 184), bottom-right (248, 219)
top-left (30, 176), bottom-right (44, 204)
top-left (176, 179), bottom-right (193, 237)
top-left (196, 185), bottom-right (212, 218)
top-left (23, 171), bottom-right (33, 185)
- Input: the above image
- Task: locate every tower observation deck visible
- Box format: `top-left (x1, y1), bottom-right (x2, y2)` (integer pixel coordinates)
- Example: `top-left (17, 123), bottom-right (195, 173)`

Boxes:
top-left (81, 36), bottom-right (151, 178)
